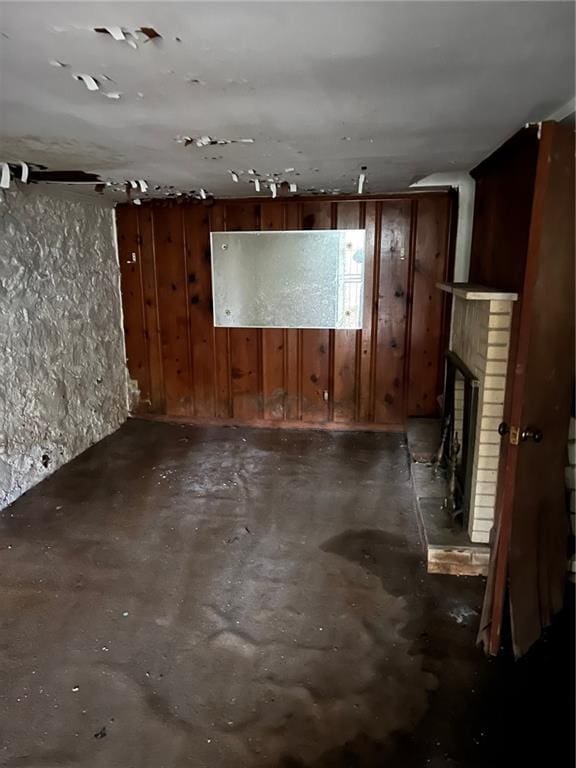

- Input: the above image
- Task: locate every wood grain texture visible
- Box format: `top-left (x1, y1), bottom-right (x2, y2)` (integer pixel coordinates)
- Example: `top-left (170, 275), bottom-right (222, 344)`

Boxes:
top-left (373, 201), bottom-right (412, 425)
top-left (225, 203), bottom-right (262, 420)
top-left (117, 192), bottom-right (454, 429)
top-left (283, 204), bottom-right (302, 421)
top-left (408, 195), bottom-right (451, 416)
top-left (469, 126), bottom-right (539, 292)
top-left (153, 206), bottom-right (191, 415)
top-left (481, 122), bottom-right (575, 657)
top-left (334, 202), bottom-right (361, 422)
top-left (116, 205), bottom-right (150, 409)
top-left (209, 204), bottom-right (232, 418)
top-left (260, 203), bottom-right (286, 420)
top-left (300, 202), bottom-right (332, 422)
top-left (183, 205), bottom-right (214, 418)
top-left (358, 201), bottom-right (378, 422)
top-left (138, 207), bottom-right (164, 412)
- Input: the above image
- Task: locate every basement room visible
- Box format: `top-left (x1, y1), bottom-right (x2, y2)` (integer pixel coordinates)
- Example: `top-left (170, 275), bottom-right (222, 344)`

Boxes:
top-left (0, 2), bottom-right (574, 766)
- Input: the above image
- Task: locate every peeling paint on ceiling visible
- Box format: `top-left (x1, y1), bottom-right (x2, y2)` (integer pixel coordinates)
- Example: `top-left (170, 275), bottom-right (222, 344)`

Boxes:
top-left (0, 1), bottom-right (574, 200)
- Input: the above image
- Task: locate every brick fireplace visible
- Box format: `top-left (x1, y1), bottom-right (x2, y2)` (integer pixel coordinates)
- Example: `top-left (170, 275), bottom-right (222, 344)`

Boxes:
top-left (438, 283), bottom-right (519, 543)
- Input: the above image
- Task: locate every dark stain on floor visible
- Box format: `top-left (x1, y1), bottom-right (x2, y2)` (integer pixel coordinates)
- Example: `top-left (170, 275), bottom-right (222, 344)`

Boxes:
top-left (0, 420), bottom-right (573, 767)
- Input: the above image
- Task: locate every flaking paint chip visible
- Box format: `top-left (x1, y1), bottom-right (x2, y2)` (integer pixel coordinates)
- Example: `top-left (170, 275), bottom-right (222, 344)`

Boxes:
top-left (73, 74), bottom-right (99, 91)
top-left (139, 27), bottom-right (162, 40)
top-left (0, 162), bottom-right (10, 189)
top-left (19, 162), bottom-right (29, 183)
top-left (94, 26), bottom-right (126, 41)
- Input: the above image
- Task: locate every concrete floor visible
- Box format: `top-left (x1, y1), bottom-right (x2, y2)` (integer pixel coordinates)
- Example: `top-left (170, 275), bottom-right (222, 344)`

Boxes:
top-left (0, 420), bottom-right (572, 767)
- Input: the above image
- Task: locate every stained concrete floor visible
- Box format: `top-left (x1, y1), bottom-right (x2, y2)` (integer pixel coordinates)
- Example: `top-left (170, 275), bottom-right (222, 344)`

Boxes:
top-left (0, 420), bottom-right (573, 768)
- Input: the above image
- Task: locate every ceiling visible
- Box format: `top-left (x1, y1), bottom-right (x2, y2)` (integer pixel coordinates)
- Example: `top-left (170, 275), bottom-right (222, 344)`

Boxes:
top-left (0, 1), bottom-right (574, 200)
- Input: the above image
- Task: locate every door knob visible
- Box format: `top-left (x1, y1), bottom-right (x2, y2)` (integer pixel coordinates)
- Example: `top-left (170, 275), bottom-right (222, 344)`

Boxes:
top-left (498, 422), bottom-right (509, 436)
top-left (521, 427), bottom-right (543, 443)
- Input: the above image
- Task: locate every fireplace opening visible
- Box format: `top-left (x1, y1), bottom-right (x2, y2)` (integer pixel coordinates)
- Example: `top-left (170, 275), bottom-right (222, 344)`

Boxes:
top-left (438, 351), bottom-right (480, 528)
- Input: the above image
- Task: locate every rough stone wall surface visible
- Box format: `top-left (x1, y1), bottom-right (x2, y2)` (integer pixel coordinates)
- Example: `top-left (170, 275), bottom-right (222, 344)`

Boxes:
top-left (0, 185), bottom-right (128, 509)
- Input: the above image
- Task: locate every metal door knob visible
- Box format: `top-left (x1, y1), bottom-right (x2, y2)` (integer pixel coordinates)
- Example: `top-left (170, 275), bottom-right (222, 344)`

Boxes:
top-left (498, 422), bottom-right (509, 436)
top-left (521, 427), bottom-right (543, 443)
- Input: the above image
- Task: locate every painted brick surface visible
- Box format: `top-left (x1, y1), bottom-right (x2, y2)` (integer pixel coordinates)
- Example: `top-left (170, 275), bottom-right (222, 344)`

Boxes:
top-left (451, 295), bottom-right (515, 542)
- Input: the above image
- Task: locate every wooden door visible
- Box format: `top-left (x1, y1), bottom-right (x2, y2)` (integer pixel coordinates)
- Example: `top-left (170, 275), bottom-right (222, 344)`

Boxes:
top-left (481, 122), bottom-right (575, 657)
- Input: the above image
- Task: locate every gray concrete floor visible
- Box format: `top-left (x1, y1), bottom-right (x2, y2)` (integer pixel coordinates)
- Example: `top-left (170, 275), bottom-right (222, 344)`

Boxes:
top-left (0, 420), bottom-right (570, 767)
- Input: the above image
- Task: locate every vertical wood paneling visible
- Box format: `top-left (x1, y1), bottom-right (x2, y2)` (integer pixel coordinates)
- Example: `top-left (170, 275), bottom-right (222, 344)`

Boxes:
top-left (153, 206), bottom-right (191, 415)
top-left (225, 203), bottom-right (261, 420)
top-left (209, 203), bottom-right (232, 418)
top-left (300, 202), bottom-right (332, 422)
top-left (116, 205), bottom-right (151, 407)
top-left (138, 208), bottom-right (164, 412)
top-left (373, 200), bottom-right (412, 424)
top-left (334, 202), bottom-right (361, 422)
top-left (260, 203), bottom-right (286, 420)
top-left (117, 192), bottom-right (454, 428)
top-left (408, 195), bottom-right (450, 416)
top-left (358, 201), bottom-right (377, 422)
top-left (283, 203), bottom-right (302, 420)
top-left (183, 205), bottom-right (215, 418)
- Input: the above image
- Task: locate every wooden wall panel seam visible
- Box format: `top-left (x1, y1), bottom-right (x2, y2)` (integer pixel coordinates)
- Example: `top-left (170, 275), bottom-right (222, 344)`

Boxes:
top-left (181, 207), bottom-right (195, 417)
top-left (135, 212), bottom-right (152, 404)
top-left (354, 202), bottom-right (366, 423)
top-left (403, 199), bottom-right (418, 421)
top-left (368, 202), bottom-right (382, 422)
top-left (209, 204), bottom-right (232, 418)
top-left (139, 208), bottom-right (165, 411)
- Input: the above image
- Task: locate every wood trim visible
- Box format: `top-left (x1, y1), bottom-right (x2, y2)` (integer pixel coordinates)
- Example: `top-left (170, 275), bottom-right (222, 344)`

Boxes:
top-left (403, 199), bottom-right (418, 420)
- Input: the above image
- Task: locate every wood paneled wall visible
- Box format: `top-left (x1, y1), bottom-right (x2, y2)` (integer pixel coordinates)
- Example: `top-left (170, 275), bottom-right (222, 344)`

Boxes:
top-left (469, 125), bottom-right (540, 292)
top-left (117, 192), bottom-right (454, 428)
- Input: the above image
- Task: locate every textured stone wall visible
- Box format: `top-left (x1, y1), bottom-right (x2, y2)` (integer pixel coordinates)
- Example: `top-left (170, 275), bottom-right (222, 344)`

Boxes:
top-left (0, 185), bottom-right (128, 509)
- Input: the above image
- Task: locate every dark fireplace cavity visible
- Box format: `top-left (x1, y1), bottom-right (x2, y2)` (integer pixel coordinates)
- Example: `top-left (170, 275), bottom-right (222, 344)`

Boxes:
top-left (438, 351), bottom-right (479, 528)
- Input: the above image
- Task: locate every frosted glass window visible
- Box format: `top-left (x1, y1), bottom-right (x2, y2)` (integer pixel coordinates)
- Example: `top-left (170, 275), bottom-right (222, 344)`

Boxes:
top-left (211, 230), bottom-right (365, 329)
